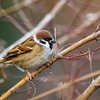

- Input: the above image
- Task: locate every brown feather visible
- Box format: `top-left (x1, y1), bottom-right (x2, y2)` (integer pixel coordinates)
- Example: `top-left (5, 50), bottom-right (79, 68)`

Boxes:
top-left (11, 43), bottom-right (44, 69)
top-left (3, 37), bottom-right (35, 59)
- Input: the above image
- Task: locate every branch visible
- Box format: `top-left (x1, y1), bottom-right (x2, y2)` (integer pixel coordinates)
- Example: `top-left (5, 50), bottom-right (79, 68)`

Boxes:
top-left (1, 10), bottom-right (27, 34)
top-left (77, 75), bottom-right (100, 100)
top-left (0, 29), bottom-right (100, 100)
top-left (12, 0), bottom-right (34, 30)
top-left (31, 70), bottom-right (100, 100)
top-left (58, 10), bottom-right (100, 45)
top-left (0, 0), bottom-right (39, 18)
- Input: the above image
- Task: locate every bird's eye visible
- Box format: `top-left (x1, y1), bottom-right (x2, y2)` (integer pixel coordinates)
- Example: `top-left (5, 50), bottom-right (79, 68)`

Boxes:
top-left (40, 39), bottom-right (46, 44)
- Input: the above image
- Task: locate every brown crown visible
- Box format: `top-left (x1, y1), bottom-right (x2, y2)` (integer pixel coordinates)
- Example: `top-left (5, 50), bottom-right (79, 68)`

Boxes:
top-left (36, 30), bottom-right (53, 40)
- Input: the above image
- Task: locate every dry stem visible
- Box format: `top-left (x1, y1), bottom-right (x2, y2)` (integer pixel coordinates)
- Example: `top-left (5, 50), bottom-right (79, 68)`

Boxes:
top-left (77, 75), bottom-right (100, 100)
top-left (0, 29), bottom-right (100, 100)
top-left (0, 0), bottom-right (39, 18)
top-left (31, 70), bottom-right (100, 100)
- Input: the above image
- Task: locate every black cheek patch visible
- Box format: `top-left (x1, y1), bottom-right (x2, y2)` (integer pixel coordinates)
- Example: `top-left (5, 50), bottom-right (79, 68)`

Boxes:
top-left (40, 39), bottom-right (46, 44)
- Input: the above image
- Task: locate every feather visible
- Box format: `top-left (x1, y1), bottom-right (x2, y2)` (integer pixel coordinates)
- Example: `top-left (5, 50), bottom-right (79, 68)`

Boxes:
top-left (3, 37), bottom-right (35, 59)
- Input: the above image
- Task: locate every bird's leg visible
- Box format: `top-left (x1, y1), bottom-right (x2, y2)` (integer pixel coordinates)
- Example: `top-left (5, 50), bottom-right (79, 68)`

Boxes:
top-left (45, 62), bottom-right (51, 68)
top-left (25, 70), bottom-right (34, 80)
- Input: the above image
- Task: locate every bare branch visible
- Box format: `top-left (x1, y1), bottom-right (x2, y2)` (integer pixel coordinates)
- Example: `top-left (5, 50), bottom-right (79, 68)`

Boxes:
top-left (30, 70), bottom-right (100, 100)
top-left (78, 75), bottom-right (100, 100)
top-left (12, 0), bottom-right (34, 30)
top-left (0, 0), bottom-right (39, 18)
top-left (0, 29), bottom-right (100, 100)
top-left (58, 10), bottom-right (100, 45)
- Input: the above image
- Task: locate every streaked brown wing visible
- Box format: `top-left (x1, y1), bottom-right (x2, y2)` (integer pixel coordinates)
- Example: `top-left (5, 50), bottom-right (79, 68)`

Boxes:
top-left (4, 37), bottom-right (36, 59)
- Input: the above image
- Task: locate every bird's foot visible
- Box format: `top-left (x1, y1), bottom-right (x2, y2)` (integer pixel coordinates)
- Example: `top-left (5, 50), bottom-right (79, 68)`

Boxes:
top-left (25, 70), bottom-right (34, 80)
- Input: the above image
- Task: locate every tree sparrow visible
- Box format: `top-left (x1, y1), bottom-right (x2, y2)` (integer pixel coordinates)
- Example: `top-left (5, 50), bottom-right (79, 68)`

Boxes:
top-left (0, 30), bottom-right (56, 79)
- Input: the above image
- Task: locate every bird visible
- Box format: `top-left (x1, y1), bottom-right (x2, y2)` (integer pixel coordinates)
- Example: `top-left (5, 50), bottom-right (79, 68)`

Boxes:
top-left (0, 30), bottom-right (56, 79)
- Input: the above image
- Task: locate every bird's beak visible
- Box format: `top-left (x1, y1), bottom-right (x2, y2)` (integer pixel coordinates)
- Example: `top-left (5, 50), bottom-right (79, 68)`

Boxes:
top-left (49, 39), bottom-right (56, 43)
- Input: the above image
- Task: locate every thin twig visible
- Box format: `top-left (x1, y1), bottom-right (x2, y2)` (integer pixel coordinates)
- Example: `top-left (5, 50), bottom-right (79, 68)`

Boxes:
top-left (12, 0), bottom-right (34, 30)
top-left (77, 75), bottom-right (100, 100)
top-left (58, 10), bottom-right (100, 45)
top-left (1, 9), bottom-right (27, 34)
top-left (0, 0), bottom-right (39, 18)
top-left (0, 29), bottom-right (100, 100)
top-left (30, 70), bottom-right (100, 100)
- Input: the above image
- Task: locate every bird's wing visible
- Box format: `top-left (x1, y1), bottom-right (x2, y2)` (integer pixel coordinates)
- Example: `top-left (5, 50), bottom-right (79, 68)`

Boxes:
top-left (4, 37), bottom-right (36, 59)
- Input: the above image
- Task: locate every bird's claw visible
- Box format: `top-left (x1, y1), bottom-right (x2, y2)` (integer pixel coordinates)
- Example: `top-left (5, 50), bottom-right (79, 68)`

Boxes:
top-left (25, 70), bottom-right (34, 80)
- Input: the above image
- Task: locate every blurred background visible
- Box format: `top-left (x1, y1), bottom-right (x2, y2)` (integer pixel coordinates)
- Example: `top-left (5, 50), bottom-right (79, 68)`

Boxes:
top-left (0, 0), bottom-right (100, 100)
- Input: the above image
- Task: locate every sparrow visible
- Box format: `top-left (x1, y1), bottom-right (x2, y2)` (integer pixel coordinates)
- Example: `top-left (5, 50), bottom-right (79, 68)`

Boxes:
top-left (0, 30), bottom-right (56, 79)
